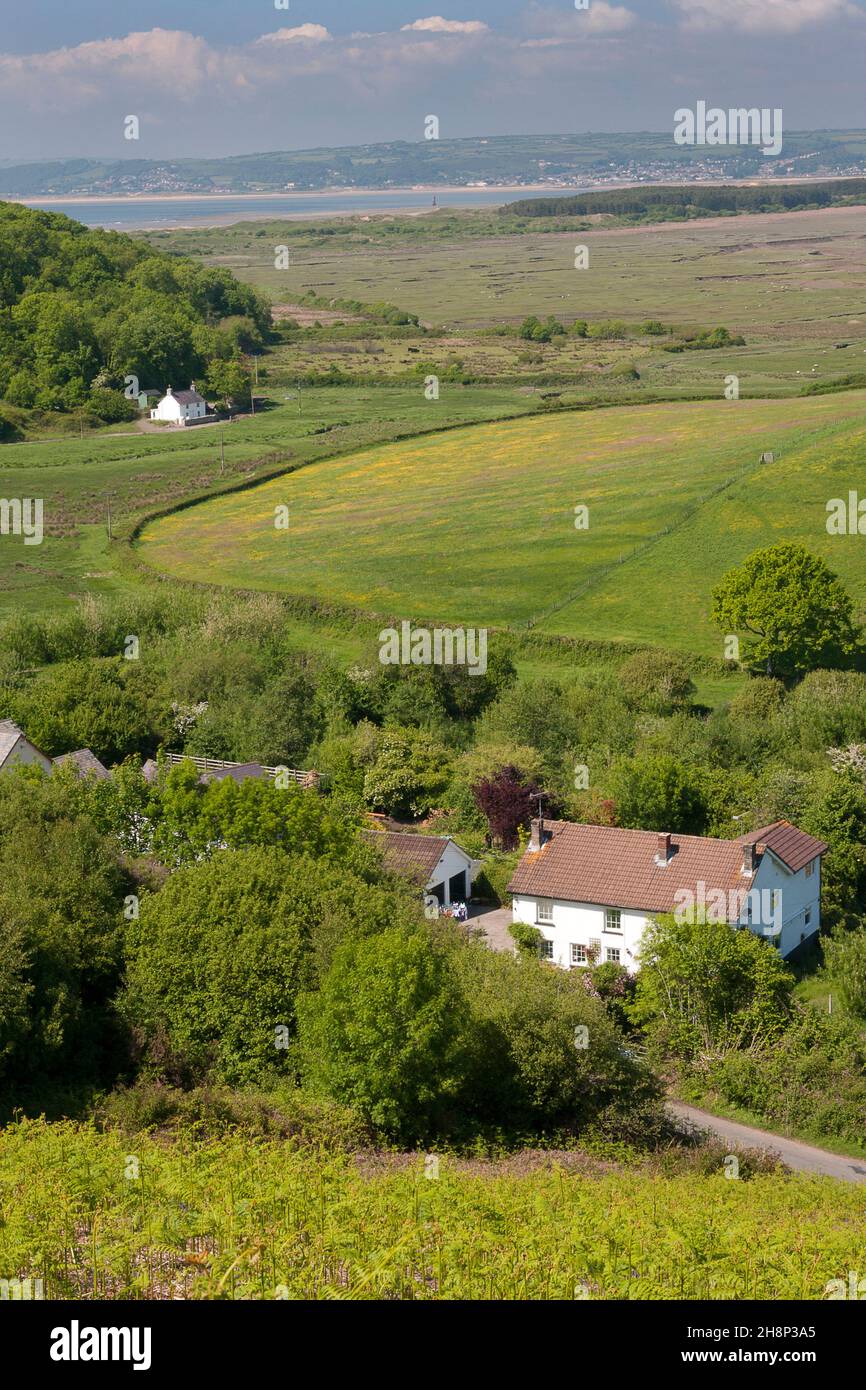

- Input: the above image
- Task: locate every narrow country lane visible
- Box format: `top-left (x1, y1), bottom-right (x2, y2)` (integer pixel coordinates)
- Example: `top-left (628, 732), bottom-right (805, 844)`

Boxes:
top-left (669, 1101), bottom-right (866, 1184)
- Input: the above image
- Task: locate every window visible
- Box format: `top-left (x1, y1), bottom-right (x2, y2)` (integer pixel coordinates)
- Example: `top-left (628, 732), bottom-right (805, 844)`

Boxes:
top-left (539, 939), bottom-right (554, 960)
top-left (606, 947), bottom-right (621, 964)
top-left (805, 908), bottom-right (811, 927)
top-left (537, 900), bottom-right (554, 924)
top-left (805, 860), bottom-right (815, 878)
top-left (571, 943), bottom-right (588, 966)
top-left (604, 909), bottom-right (622, 934)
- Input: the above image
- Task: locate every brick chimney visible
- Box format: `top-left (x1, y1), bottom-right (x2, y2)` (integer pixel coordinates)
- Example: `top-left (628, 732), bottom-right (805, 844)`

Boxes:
top-left (742, 842), bottom-right (756, 875)
top-left (655, 831), bottom-right (672, 866)
top-left (529, 817), bottom-right (549, 852)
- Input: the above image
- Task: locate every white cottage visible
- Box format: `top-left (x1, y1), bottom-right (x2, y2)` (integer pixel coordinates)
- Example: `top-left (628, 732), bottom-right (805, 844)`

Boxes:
top-left (508, 817), bottom-right (827, 972)
top-left (150, 384), bottom-right (208, 425)
top-left (0, 719), bottom-right (52, 774)
top-left (365, 830), bottom-right (477, 911)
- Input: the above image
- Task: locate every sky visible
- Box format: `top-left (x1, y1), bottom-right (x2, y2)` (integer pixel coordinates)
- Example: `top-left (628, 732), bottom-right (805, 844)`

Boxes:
top-left (1, 0), bottom-right (864, 161)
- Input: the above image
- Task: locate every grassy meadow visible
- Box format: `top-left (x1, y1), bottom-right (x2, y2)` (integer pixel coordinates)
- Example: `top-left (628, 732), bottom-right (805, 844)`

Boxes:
top-left (2, 1118), bottom-right (863, 1301)
top-left (0, 384), bottom-right (538, 615)
top-left (137, 391), bottom-right (866, 657)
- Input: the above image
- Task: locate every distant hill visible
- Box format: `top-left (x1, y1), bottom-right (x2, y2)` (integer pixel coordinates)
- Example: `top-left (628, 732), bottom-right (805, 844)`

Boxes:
top-left (5, 131), bottom-right (866, 197)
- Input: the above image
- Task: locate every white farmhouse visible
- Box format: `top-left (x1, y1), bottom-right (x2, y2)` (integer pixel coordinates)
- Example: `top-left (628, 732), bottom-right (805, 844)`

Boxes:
top-left (508, 817), bottom-right (827, 972)
top-left (150, 384), bottom-right (208, 426)
top-left (365, 830), bottom-right (477, 911)
top-left (0, 719), bottom-right (52, 774)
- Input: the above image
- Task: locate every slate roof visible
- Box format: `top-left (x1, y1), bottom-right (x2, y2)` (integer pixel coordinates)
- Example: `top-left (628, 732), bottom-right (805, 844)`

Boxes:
top-left (508, 819), bottom-right (827, 914)
top-left (199, 762), bottom-right (268, 784)
top-left (171, 389), bottom-right (205, 405)
top-left (363, 830), bottom-right (450, 885)
top-left (52, 749), bottom-right (110, 780)
top-left (0, 720), bottom-right (24, 765)
top-left (0, 719), bottom-right (49, 767)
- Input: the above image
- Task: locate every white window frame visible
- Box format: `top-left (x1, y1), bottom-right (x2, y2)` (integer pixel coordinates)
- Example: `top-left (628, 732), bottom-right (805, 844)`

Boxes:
top-left (606, 947), bottom-right (621, 964)
top-left (536, 900), bottom-right (554, 925)
top-left (539, 938), bottom-right (554, 960)
top-left (570, 943), bottom-right (588, 967)
top-left (604, 908), bottom-right (622, 934)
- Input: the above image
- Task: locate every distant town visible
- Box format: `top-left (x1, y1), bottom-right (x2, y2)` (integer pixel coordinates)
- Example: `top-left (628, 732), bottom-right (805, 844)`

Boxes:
top-left (5, 129), bottom-right (866, 198)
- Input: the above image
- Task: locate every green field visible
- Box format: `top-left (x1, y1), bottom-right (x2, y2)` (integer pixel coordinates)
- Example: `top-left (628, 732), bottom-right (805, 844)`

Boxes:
top-left (138, 391), bottom-right (866, 657)
top-left (0, 385), bottom-right (539, 615)
top-left (2, 1118), bottom-right (863, 1300)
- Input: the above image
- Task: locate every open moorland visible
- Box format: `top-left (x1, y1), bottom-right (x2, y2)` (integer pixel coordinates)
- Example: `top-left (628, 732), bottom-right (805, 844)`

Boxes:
top-left (154, 203), bottom-right (866, 397)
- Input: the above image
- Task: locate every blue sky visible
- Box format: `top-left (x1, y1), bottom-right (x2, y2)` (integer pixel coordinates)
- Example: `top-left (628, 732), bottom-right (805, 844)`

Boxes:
top-left (1, 2), bottom-right (864, 161)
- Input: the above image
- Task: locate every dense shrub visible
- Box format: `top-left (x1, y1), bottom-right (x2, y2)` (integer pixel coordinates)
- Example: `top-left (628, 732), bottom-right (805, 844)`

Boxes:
top-left (698, 1008), bottom-right (866, 1148)
top-left (609, 753), bottom-right (708, 834)
top-left (297, 926), bottom-right (463, 1142)
top-left (633, 914), bottom-right (795, 1059)
top-left (452, 946), bottom-right (664, 1141)
top-left (0, 775), bottom-right (129, 1092)
top-left (122, 846), bottom-right (420, 1086)
top-left (618, 650), bottom-right (695, 714)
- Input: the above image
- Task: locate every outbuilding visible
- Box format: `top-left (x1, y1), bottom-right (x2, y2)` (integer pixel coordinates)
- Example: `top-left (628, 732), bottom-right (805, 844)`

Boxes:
top-left (364, 830), bottom-right (477, 912)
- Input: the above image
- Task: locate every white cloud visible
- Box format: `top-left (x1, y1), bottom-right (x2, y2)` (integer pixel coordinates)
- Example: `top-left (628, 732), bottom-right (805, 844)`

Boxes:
top-left (520, 2), bottom-right (637, 42)
top-left (0, 29), bottom-right (224, 105)
top-left (579, 2), bottom-right (638, 33)
top-left (671, 0), bottom-right (862, 33)
top-left (400, 17), bottom-right (490, 34)
top-left (254, 25), bottom-right (333, 45)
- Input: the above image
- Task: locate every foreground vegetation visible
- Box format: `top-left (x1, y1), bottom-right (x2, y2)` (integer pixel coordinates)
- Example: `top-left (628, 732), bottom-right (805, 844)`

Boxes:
top-left (1, 1115), bottom-right (862, 1301)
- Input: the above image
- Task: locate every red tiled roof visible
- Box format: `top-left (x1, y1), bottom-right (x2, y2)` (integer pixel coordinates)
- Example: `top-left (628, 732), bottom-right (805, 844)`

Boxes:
top-left (507, 819), bottom-right (826, 913)
top-left (736, 821), bottom-right (828, 873)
